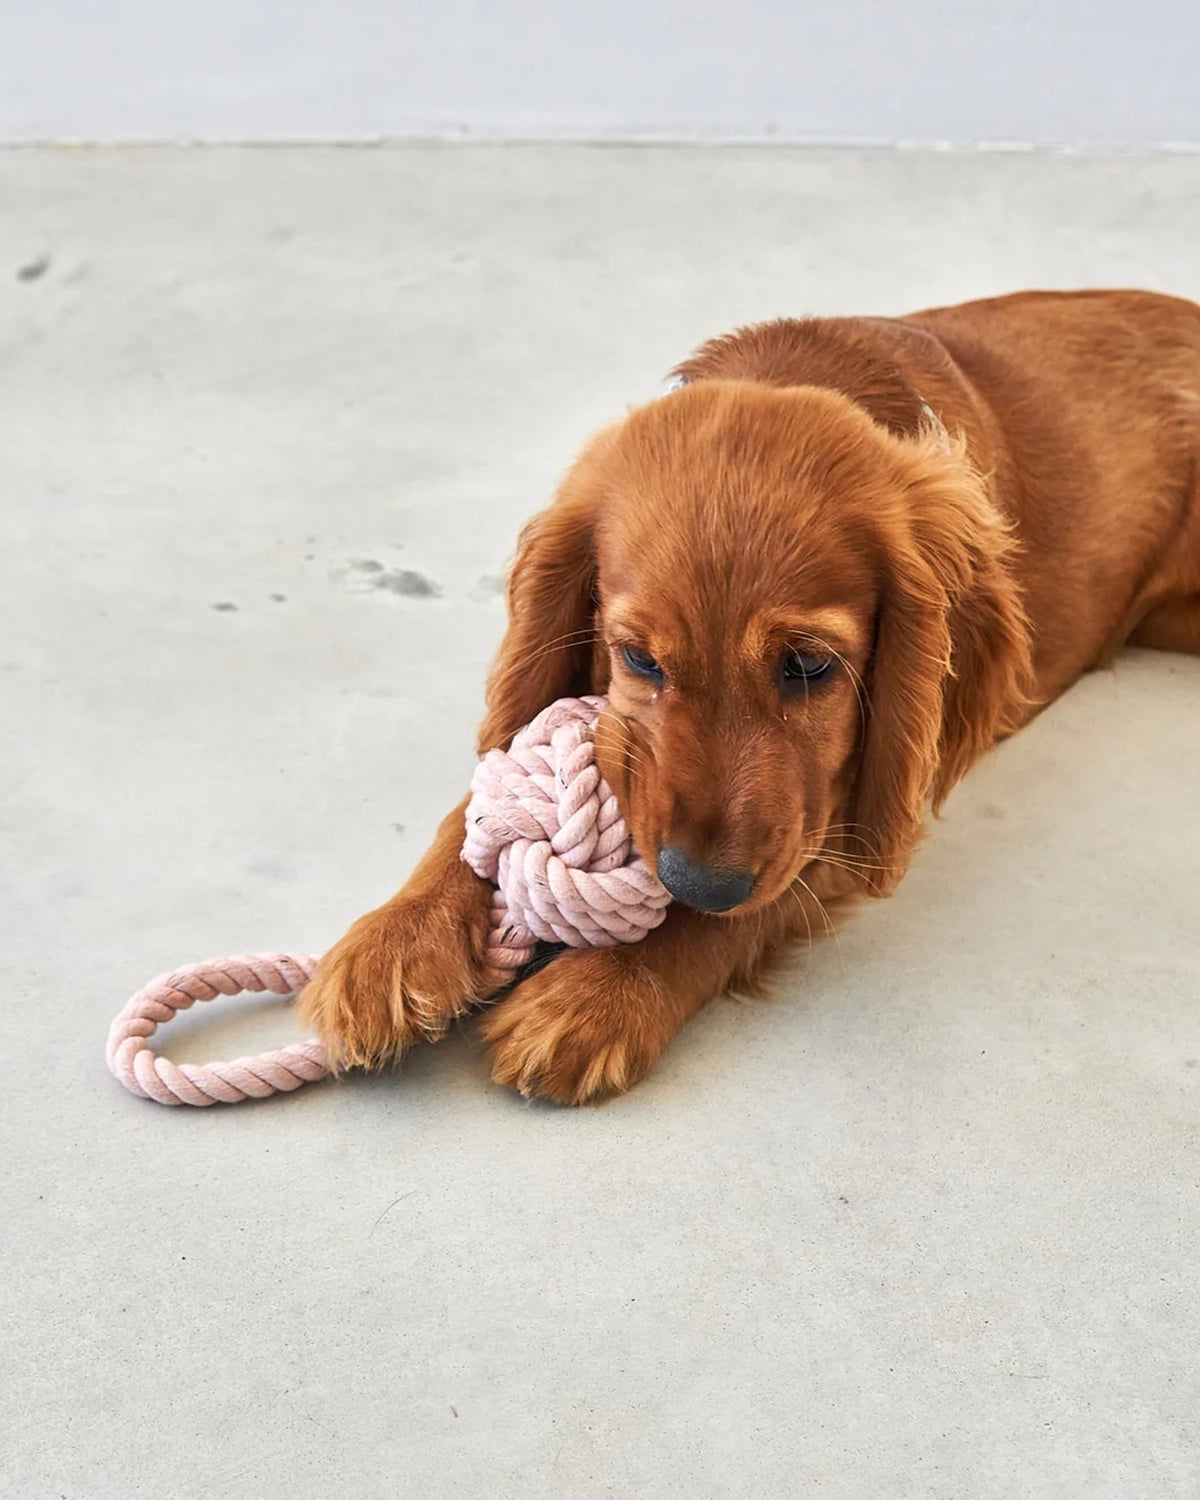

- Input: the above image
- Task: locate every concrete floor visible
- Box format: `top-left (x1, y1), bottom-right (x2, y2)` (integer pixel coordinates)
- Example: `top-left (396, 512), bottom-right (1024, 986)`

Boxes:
top-left (2, 144), bottom-right (1199, 1498)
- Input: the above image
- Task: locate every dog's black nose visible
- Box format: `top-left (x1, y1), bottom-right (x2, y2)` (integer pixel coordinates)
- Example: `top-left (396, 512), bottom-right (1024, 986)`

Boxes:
top-left (656, 846), bottom-right (756, 913)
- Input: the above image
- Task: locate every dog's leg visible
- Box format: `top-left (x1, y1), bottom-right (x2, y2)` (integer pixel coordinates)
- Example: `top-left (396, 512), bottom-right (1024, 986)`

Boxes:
top-left (481, 889), bottom-right (824, 1105)
top-left (298, 797), bottom-right (496, 1069)
top-left (1129, 595), bottom-right (1200, 655)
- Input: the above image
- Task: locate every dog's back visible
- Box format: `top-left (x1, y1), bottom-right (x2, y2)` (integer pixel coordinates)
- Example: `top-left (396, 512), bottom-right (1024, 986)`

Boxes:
top-left (679, 289), bottom-right (1200, 691)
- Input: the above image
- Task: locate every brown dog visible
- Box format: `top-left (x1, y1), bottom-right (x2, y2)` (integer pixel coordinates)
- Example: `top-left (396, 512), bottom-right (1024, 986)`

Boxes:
top-left (300, 288), bottom-right (1200, 1103)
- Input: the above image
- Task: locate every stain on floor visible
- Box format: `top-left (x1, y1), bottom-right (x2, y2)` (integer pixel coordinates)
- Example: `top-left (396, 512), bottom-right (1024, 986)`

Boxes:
top-left (337, 558), bottom-right (442, 598)
top-left (373, 568), bottom-right (439, 597)
top-left (469, 574), bottom-right (506, 602)
top-left (16, 255), bottom-right (51, 282)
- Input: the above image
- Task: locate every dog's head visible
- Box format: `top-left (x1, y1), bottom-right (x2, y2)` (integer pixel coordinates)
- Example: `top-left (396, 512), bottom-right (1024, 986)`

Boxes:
top-left (481, 379), bottom-right (1031, 911)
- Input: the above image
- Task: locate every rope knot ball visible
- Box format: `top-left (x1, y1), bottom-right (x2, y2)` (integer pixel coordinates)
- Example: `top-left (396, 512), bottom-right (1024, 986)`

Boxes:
top-left (107, 695), bottom-right (671, 1104)
top-left (463, 695), bottom-right (671, 981)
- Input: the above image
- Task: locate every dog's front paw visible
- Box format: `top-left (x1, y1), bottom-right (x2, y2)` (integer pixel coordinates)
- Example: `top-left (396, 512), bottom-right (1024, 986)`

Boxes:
top-left (480, 946), bottom-right (674, 1105)
top-left (299, 878), bottom-right (492, 1071)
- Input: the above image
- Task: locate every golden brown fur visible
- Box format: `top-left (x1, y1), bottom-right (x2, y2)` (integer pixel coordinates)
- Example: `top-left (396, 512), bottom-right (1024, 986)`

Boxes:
top-left (300, 288), bottom-right (1200, 1103)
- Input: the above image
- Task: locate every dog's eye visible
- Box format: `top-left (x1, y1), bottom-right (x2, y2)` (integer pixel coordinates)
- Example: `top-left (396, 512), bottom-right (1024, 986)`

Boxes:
top-left (780, 648), bottom-right (834, 688)
top-left (621, 644), bottom-right (663, 683)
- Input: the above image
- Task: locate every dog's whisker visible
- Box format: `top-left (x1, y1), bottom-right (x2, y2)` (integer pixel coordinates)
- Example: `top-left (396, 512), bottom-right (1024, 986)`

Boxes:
top-left (809, 853), bottom-right (895, 880)
top-left (804, 824), bottom-right (881, 843)
top-left (793, 876), bottom-right (834, 940)
top-left (791, 874), bottom-right (846, 979)
top-left (798, 632), bottom-right (871, 729)
top-left (801, 845), bottom-right (889, 867)
top-left (787, 884), bottom-right (815, 952)
top-left (506, 629), bottom-right (602, 674)
top-left (798, 839), bottom-right (897, 872)
top-left (801, 823), bottom-right (888, 862)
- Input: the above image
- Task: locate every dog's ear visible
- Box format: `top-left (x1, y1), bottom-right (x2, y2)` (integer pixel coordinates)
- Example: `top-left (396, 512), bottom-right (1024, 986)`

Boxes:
top-left (477, 479), bottom-right (602, 754)
top-left (852, 431), bottom-right (1032, 893)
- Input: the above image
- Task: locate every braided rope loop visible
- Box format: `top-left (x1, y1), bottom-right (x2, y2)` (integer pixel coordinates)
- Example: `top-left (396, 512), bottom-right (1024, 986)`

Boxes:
top-left (106, 954), bottom-right (325, 1106)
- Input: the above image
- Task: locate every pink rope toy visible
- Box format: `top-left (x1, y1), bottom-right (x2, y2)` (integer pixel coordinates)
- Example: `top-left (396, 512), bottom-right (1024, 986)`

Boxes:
top-left (106, 696), bottom-right (671, 1106)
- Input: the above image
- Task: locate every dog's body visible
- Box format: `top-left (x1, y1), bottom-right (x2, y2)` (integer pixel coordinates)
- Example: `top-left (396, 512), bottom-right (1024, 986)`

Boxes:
top-left (301, 289), bottom-right (1200, 1102)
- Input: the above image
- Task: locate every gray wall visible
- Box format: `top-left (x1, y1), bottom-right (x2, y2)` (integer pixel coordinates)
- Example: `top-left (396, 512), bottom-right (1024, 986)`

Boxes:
top-left (4, 0), bottom-right (1198, 145)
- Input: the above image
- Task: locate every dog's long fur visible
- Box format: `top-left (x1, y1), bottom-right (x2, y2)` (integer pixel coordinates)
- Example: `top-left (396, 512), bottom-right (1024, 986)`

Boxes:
top-left (301, 289), bottom-right (1200, 1102)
